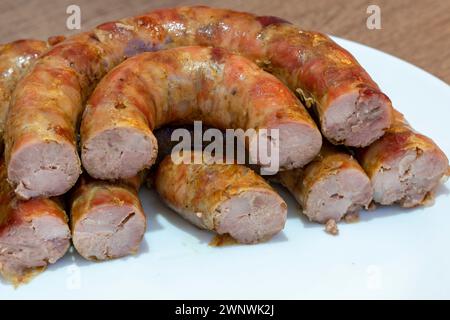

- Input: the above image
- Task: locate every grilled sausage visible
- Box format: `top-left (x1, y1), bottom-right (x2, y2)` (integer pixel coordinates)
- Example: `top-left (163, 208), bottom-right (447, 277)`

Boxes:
top-left (81, 46), bottom-right (321, 180)
top-left (6, 6), bottom-right (390, 199)
top-left (278, 143), bottom-right (373, 223)
top-left (70, 174), bottom-right (146, 261)
top-left (155, 152), bottom-right (287, 244)
top-left (357, 110), bottom-right (449, 207)
top-left (0, 40), bottom-right (48, 146)
top-left (0, 159), bottom-right (70, 285)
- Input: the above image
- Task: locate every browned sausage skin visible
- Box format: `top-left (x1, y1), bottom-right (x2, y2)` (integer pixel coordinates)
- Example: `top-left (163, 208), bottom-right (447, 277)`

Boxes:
top-left (0, 40), bottom-right (48, 145)
top-left (6, 6), bottom-right (390, 199)
top-left (0, 160), bottom-right (70, 285)
top-left (155, 152), bottom-right (287, 244)
top-left (278, 143), bottom-right (373, 223)
top-left (70, 174), bottom-right (146, 261)
top-left (357, 110), bottom-right (449, 207)
top-left (81, 46), bottom-right (321, 180)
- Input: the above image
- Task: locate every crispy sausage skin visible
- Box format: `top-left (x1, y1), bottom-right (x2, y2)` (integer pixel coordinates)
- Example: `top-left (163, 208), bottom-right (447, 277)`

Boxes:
top-left (155, 152), bottom-right (287, 244)
top-left (81, 46), bottom-right (321, 180)
top-left (70, 174), bottom-right (146, 261)
top-left (0, 160), bottom-right (70, 285)
top-left (279, 143), bottom-right (373, 223)
top-left (0, 40), bottom-right (48, 145)
top-left (357, 110), bottom-right (449, 207)
top-left (6, 6), bottom-right (390, 199)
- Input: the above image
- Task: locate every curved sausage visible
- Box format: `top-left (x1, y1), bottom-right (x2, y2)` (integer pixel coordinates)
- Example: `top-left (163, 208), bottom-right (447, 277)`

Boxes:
top-left (155, 152), bottom-right (287, 244)
top-left (0, 40), bottom-right (48, 146)
top-left (81, 46), bottom-right (321, 180)
top-left (70, 174), bottom-right (146, 261)
top-left (357, 110), bottom-right (449, 207)
top-left (278, 143), bottom-right (373, 223)
top-left (6, 5), bottom-right (390, 199)
top-left (0, 160), bottom-right (70, 285)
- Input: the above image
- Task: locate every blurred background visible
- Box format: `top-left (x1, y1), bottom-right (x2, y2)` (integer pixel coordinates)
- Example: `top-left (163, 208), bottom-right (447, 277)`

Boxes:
top-left (1, 0), bottom-right (449, 83)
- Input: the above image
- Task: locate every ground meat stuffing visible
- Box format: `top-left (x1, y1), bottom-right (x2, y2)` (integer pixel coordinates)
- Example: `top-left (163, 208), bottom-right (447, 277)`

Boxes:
top-left (324, 219), bottom-right (339, 236)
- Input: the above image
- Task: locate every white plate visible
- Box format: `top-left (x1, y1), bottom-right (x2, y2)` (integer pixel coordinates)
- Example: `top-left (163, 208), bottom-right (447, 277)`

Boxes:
top-left (2, 37), bottom-right (450, 300)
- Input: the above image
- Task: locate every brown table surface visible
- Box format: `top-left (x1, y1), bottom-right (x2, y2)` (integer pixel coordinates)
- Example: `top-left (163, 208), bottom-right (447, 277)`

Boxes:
top-left (1, 0), bottom-right (449, 83)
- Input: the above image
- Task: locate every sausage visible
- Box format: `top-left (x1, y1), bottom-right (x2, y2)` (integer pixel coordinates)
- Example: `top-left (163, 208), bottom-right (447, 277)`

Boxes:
top-left (152, 125), bottom-right (201, 164)
top-left (0, 39), bottom-right (69, 284)
top-left (4, 33), bottom-right (105, 199)
top-left (155, 152), bottom-right (287, 244)
top-left (0, 159), bottom-right (70, 285)
top-left (278, 143), bottom-right (373, 223)
top-left (261, 25), bottom-right (392, 147)
top-left (70, 174), bottom-right (146, 261)
top-left (81, 46), bottom-right (321, 180)
top-left (6, 5), bottom-right (390, 199)
top-left (0, 40), bottom-right (48, 146)
top-left (357, 110), bottom-right (449, 207)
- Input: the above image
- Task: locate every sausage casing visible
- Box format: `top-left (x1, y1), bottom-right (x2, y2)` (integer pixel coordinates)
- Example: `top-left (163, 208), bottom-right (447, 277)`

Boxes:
top-left (0, 159), bottom-right (70, 285)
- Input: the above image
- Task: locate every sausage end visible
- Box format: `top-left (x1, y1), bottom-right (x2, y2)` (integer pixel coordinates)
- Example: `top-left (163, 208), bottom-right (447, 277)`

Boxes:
top-left (322, 87), bottom-right (392, 147)
top-left (304, 168), bottom-right (373, 223)
top-left (8, 140), bottom-right (81, 199)
top-left (251, 122), bottom-right (322, 171)
top-left (214, 190), bottom-right (287, 244)
top-left (82, 127), bottom-right (157, 180)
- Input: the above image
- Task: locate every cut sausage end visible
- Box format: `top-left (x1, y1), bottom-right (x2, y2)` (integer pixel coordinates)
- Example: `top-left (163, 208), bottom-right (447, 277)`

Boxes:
top-left (214, 190), bottom-right (287, 244)
top-left (72, 204), bottom-right (146, 261)
top-left (251, 122), bottom-right (322, 171)
top-left (0, 215), bottom-right (70, 284)
top-left (322, 88), bottom-right (392, 147)
top-left (371, 147), bottom-right (448, 207)
top-left (304, 168), bottom-right (373, 223)
top-left (8, 140), bottom-right (81, 199)
top-left (277, 122), bottom-right (322, 169)
top-left (82, 127), bottom-right (157, 180)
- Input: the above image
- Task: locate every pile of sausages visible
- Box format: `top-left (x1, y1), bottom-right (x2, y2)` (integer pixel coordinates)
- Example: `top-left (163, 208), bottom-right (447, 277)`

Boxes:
top-left (0, 6), bottom-right (448, 285)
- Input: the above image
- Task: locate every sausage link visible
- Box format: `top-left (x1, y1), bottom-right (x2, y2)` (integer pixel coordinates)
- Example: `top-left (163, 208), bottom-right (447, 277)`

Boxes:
top-left (155, 152), bottom-right (287, 244)
top-left (260, 24), bottom-right (392, 147)
top-left (0, 159), bottom-right (70, 285)
top-left (278, 143), bottom-right (373, 223)
top-left (70, 174), bottom-right (146, 261)
top-left (6, 6), bottom-right (390, 199)
top-left (357, 110), bottom-right (449, 207)
top-left (81, 46), bottom-right (321, 180)
top-left (0, 40), bottom-right (48, 146)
